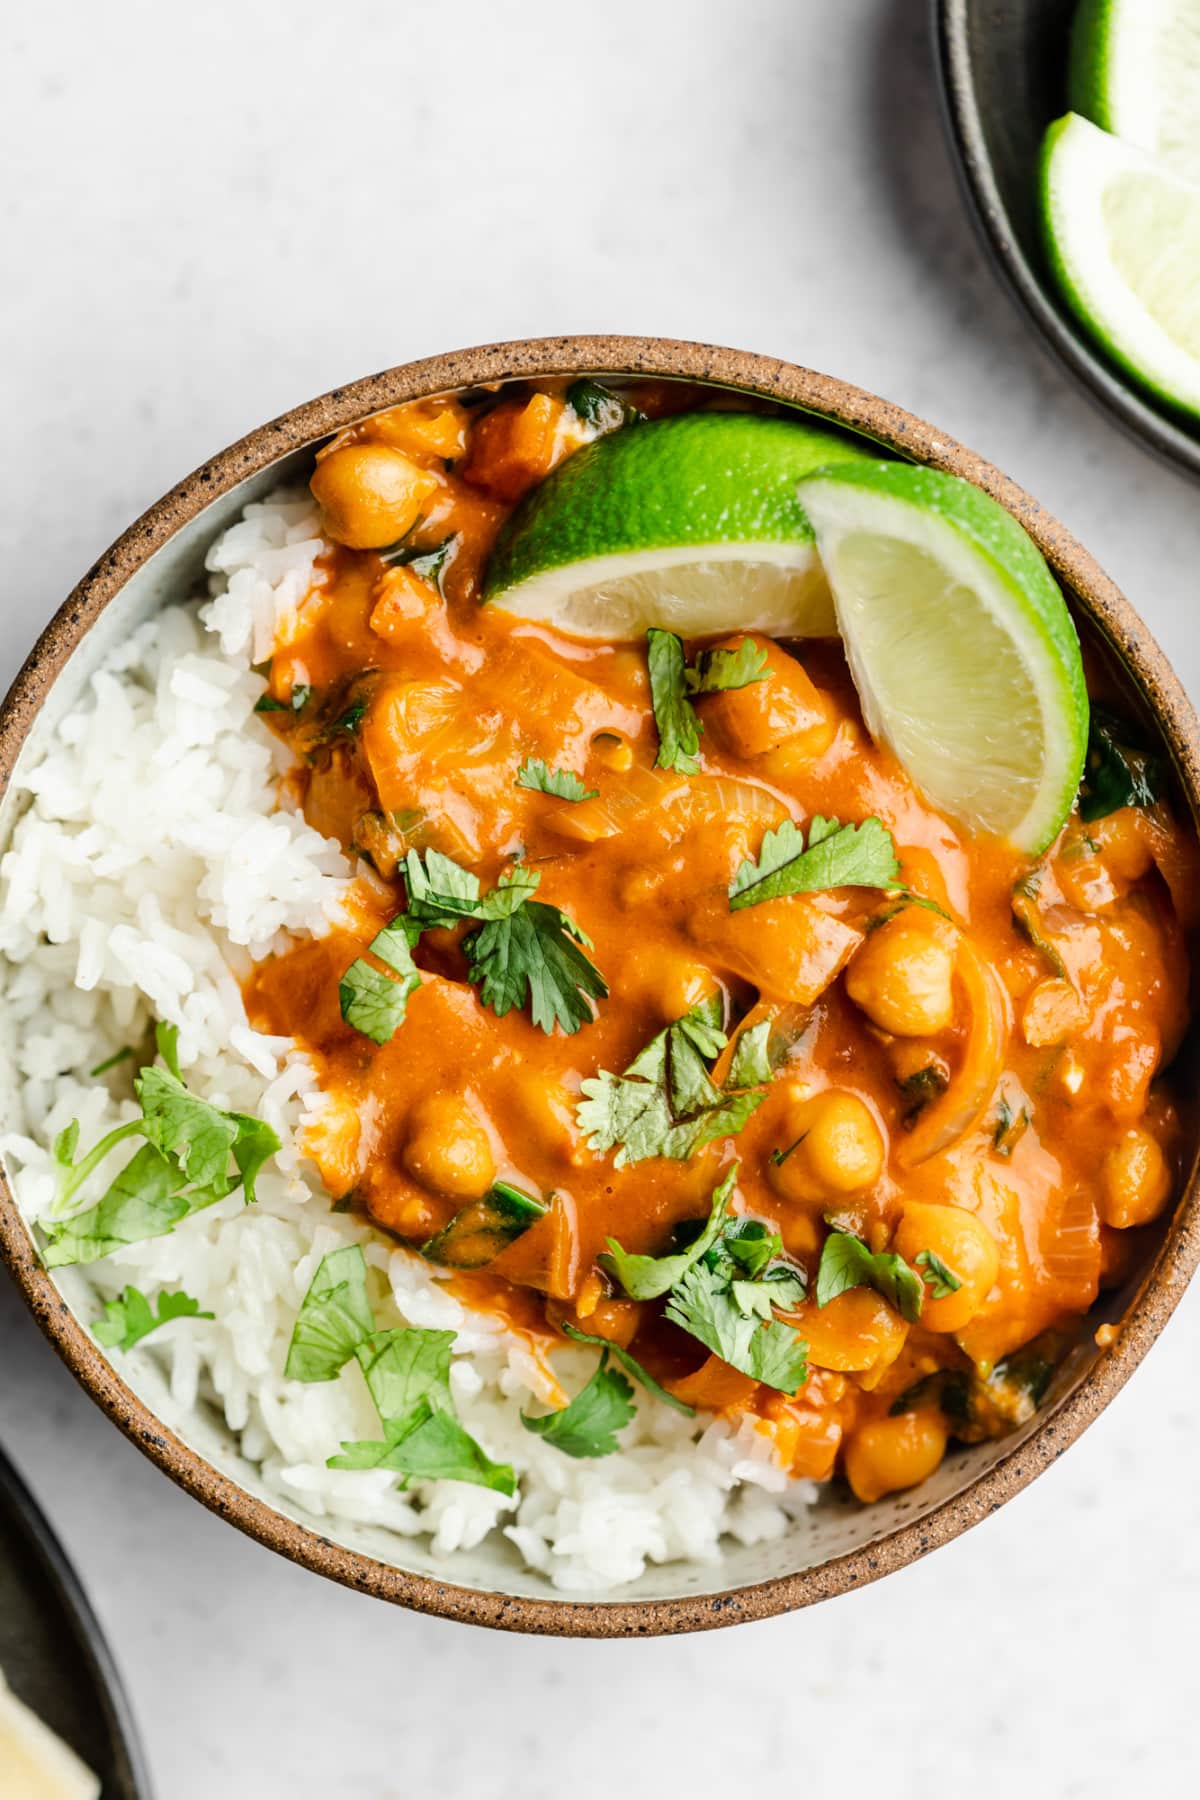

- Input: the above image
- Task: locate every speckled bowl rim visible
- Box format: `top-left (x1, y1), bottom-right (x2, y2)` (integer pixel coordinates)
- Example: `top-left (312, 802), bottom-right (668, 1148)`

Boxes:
top-left (1, 335), bottom-right (1198, 1637)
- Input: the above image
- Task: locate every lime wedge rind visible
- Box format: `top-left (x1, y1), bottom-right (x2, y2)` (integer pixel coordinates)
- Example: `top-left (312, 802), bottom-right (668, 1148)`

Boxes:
top-left (1040, 112), bottom-right (1200, 426)
top-left (797, 463), bottom-right (1088, 857)
top-left (482, 411), bottom-right (873, 640)
top-left (1069, 0), bottom-right (1200, 183)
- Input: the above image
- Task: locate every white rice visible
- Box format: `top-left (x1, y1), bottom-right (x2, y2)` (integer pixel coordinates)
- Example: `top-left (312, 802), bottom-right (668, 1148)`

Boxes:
top-left (0, 490), bottom-right (815, 1593)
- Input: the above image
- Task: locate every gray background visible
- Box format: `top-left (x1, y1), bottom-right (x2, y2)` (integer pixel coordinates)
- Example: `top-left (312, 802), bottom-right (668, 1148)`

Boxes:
top-left (2, 2), bottom-right (1197, 1794)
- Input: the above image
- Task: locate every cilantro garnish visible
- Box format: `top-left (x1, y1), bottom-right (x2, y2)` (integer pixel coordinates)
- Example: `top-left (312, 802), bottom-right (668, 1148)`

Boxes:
top-left (559, 1321), bottom-right (694, 1416)
top-left (339, 913), bottom-right (422, 1045)
top-left (339, 851), bottom-right (605, 1043)
top-left (89, 1046), bottom-right (134, 1079)
top-left (601, 1167), bottom-right (809, 1395)
top-left (92, 1285), bottom-right (213, 1352)
top-left (815, 1226), bottom-right (924, 1323)
top-left (515, 758), bottom-right (597, 802)
top-left (599, 1166), bottom-right (738, 1298)
top-left (576, 995), bottom-right (768, 1167)
top-left (729, 815), bottom-right (900, 911)
top-left (379, 533), bottom-right (459, 596)
top-left (41, 1024), bottom-right (281, 1269)
top-left (992, 1089), bottom-right (1031, 1159)
top-left (254, 693), bottom-right (288, 713)
top-left (646, 628), bottom-right (770, 776)
top-left (284, 1245), bottom-right (377, 1382)
top-left (915, 1249), bottom-right (962, 1300)
top-left (565, 378), bottom-right (645, 435)
top-left (663, 1264), bottom-right (809, 1393)
top-left (520, 1355), bottom-right (636, 1458)
top-left (897, 1063), bottom-right (948, 1126)
top-left (285, 1248), bottom-right (516, 1494)
top-left (421, 1181), bottom-right (546, 1268)
top-left (1078, 706), bottom-right (1165, 822)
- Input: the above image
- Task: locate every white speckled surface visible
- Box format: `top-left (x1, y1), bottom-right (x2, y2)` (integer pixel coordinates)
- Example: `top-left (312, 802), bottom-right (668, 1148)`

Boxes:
top-left (2, 1), bottom-right (1198, 1793)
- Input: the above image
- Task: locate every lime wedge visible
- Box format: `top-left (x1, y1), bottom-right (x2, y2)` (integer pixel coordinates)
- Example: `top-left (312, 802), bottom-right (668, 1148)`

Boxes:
top-left (1069, 0), bottom-right (1200, 183)
top-left (1040, 112), bottom-right (1200, 423)
top-left (482, 413), bottom-right (874, 639)
top-left (795, 464), bottom-right (1088, 855)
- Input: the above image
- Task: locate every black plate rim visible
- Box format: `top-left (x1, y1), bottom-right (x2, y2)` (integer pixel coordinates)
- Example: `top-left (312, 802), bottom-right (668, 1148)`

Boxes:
top-left (0, 1443), bottom-right (152, 1799)
top-left (931, 0), bottom-right (1200, 480)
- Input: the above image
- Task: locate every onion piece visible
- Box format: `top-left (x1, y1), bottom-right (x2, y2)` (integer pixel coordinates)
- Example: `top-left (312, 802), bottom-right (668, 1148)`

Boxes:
top-left (544, 763), bottom-right (786, 846)
top-left (898, 937), bottom-right (1008, 1167)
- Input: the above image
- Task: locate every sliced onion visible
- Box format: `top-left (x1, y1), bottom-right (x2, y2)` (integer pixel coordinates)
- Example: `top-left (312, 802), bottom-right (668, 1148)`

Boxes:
top-left (898, 938), bottom-right (1008, 1166)
top-left (544, 763), bottom-right (786, 846)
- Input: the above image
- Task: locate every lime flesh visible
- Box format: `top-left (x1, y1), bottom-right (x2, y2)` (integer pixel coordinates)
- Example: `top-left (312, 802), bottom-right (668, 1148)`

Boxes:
top-left (482, 412), bottom-right (875, 639)
top-left (1069, 0), bottom-right (1200, 183)
top-left (796, 464), bottom-right (1088, 856)
top-left (1041, 112), bottom-right (1200, 423)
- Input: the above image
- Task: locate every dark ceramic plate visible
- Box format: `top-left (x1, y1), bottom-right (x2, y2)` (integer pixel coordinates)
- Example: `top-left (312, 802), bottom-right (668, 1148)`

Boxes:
top-left (933, 0), bottom-right (1200, 478)
top-left (0, 1446), bottom-right (150, 1797)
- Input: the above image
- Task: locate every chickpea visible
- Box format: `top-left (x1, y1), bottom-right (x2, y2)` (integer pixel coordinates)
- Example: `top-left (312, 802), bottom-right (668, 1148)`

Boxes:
top-left (1099, 1127), bottom-right (1172, 1229)
top-left (769, 1089), bottom-right (885, 1203)
top-left (845, 916), bottom-right (956, 1037)
top-left (844, 1410), bottom-right (948, 1503)
top-left (796, 1287), bottom-right (908, 1372)
top-left (310, 443), bottom-right (439, 549)
top-left (893, 1200), bottom-right (1000, 1332)
top-left (1021, 977), bottom-right (1086, 1048)
top-left (402, 1092), bottom-right (496, 1199)
top-left (698, 636), bottom-right (836, 767)
top-left (367, 398), bottom-right (469, 460)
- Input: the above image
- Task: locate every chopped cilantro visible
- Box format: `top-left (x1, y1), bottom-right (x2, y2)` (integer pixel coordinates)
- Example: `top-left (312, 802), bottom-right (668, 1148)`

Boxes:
top-left (577, 996), bottom-right (768, 1167)
top-left (729, 815), bottom-right (900, 910)
top-left (515, 758), bottom-right (597, 802)
top-left (664, 1263), bottom-right (809, 1393)
top-left (559, 1321), bottom-right (694, 1416)
top-left (92, 1285), bottom-right (213, 1352)
top-left (379, 533), bottom-right (459, 595)
top-left (291, 683), bottom-right (312, 711)
top-left (993, 1090), bottom-right (1032, 1159)
top-left (565, 378), bottom-right (644, 434)
top-left (520, 1354), bottom-right (636, 1458)
top-left (646, 629), bottom-right (771, 776)
top-left (815, 1226), bottom-right (924, 1323)
top-left (1078, 707), bottom-right (1165, 822)
top-left (338, 911), bottom-right (422, 1045)
top-left (915, 1249), bottom-right (962, 1300)
top-left (466, 899), bottom-right (608, 1034)
top-left (254, 693), bottom-right (289, 713)
top-left (1011, 869), bottom-right (1068, 979)
top-left (599, 1167), bottom-right (738, 1299)
top-left (284, 1245), bottom-right (376, 1382)
top-left (89, 1046), bottom-right (134, 1079)
top-left (41, 1033), bottom-right (280, 1269)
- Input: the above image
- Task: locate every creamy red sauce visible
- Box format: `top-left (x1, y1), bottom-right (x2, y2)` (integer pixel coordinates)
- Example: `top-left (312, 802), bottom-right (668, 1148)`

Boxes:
top-left (245, 383), bottom-right (1195, 1501)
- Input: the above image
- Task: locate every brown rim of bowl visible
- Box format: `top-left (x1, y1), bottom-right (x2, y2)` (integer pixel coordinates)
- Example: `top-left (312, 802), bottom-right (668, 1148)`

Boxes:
top-left (1, 335), bottom-right (1198, 1638)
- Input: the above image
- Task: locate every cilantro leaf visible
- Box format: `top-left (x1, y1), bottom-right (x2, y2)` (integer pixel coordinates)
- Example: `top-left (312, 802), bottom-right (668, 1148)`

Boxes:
top-left (375, 1408), bottom-right (517, 1492)
top-left (663, 1263), bottom-right (809, 1394)
top-left (339, 911), bottom-right (423, 1045)
top-left (379, 534), bottom-right (459, 595)
top-left (992, 1090), bottom-right (1031, 1159)
top-left (1078, 706), bottom-right (1165, 822)
top-left (135, 1066), bottom-right (240, 1190)
top-left (599, 1167), bottom-right (738, 1299)
top-left (915, 1249), bottom-right (962, 1300)
top-left (402, 847), bottom-right (484, 927)
top-left (729, 815), bottom-right (900, 910)
top-left (284, 1245), bottom-right (376, 1381)
top-left (255, 693), bottom-right (289, 713)
top-left (726, 1019), bottom-right (772, 1088)
top-left (43, 1142), bottom-right (192, 1268)
top-left (815, 1228), bottom-right (924, 1323)
top-left (559, 1321), bottom-right (694, 1416)
top-left (731, 1267), bottom-right (806, 1319)
top-left (465, 900), bottom-right (607, 1034)
top-left (565, 378), bottom-right (644, 434)
top-left (577, 997), bottom-right (767, 1166)
top-left (515, 759), bottom-right (598, 802)
top-left (647, 628), bottom-right (702, 775)
top-left (93, 1285), bottom-right (212, 1352)
top-left (89, 1046), bottom-right (134, 1079)
top-left (685, 639), bottom-right (770, 694)
top-left (354, 1326), bottom-right (455, 1419)
top-left (520, 1353), bottom-right (636, 1458)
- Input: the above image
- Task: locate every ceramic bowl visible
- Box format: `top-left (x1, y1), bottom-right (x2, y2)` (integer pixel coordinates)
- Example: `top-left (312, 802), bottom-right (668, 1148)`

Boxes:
top-left (933, 0), bottom-right (1200, 479)
top-left (2, 336), bottom-right (1198, 1636)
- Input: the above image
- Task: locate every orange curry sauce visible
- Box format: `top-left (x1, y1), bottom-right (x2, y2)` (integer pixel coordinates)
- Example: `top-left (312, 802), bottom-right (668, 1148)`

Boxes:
top-left (245, 382), bottom-right (1195, 1504)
